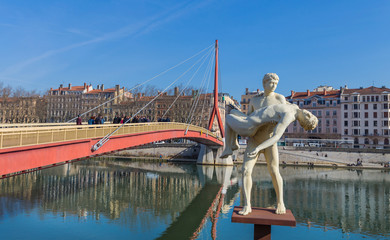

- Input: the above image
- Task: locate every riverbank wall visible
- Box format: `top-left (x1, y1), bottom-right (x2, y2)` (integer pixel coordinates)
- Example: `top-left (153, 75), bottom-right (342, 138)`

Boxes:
top-left (112, 143), bottom-right (389, 169)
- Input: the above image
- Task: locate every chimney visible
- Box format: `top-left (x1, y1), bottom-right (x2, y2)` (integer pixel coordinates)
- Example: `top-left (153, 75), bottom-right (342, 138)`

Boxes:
top-left (137, 93), bottom-right (141, 98)
top-left (84, 83), bottom-right (87, 89)
top-left (324, 89), bottom-right (327, 96)
top-left (115, 85), bottom-right (120, 93)
top-left (59, 84), bottom-right (63, 89)
top-left (246, 88), bottom-right (249, 94)
top-left (97, 84), bottom-right (100, 90)
top-left (257, 89), bottom-right (260, 93)
top-left (290, 90), bottom-right (295, 98)
top-left (68, 83), bottom-right (72, 89)
top-left (174, 87), bottom-right (179, 96)
top-left (307, 90), bottom-right (310, 96)
top-left (101, 84), bottom-right (104, 91)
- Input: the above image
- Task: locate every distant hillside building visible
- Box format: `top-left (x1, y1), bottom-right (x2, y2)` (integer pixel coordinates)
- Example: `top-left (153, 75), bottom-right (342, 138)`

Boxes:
top-left (341, 86), bottom-right (390, 148)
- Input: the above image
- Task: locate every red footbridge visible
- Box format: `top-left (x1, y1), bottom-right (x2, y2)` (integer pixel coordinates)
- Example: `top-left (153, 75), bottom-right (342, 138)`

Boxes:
top-left (0, 122), bottom-right (223, 178)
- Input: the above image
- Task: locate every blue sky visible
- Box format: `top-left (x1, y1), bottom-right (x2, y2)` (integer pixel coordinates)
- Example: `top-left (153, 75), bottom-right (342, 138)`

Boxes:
top-left (0, 0), bottom-right (389, 100)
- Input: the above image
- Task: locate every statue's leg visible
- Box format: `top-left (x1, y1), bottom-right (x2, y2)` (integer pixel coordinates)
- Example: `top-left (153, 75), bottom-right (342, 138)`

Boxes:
top-left (264, 144), bottom-right (286, 214)
top-left (238, 140), bottom-right (258, 215)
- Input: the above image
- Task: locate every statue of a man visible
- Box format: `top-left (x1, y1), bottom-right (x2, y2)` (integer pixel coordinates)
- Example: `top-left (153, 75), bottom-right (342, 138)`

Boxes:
top-left (222, 73), bottom-right (287, 215)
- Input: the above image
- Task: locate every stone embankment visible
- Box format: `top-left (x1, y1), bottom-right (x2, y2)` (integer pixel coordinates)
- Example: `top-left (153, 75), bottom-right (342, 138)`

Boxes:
top-left (112, 143), bottom-right (389, 169)
top-left (235, 146), bottom-right (389, 169)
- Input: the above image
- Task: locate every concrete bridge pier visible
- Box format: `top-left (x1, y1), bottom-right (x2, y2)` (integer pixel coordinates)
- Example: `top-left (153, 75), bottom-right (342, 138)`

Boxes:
top-left (197, 142), bottom-right (235, 166)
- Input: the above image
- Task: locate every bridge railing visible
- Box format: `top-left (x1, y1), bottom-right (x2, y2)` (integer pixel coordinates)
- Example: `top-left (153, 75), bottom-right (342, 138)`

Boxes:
top-left (0, 123), bottom-right (220, 150)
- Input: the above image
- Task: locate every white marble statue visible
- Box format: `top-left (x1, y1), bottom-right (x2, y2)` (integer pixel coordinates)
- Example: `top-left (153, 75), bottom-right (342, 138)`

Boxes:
top-left (221, 73), bottom-right (318, 215)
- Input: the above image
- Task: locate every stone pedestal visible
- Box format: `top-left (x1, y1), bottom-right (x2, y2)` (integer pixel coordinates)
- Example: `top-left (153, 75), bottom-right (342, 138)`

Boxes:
top-left (231, 206), bottom-right (296, 240)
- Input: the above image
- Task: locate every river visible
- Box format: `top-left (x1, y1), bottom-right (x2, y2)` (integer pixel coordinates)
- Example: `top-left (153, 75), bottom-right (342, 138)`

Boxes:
top-left (0, 157), bottom-right (389, 239)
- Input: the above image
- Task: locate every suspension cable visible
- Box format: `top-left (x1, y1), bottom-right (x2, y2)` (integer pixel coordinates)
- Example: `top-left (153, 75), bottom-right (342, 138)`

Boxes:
top-left (161, 48), bottom-right (214, 119)
top-left (184, 51), bottom-right (215, 133)
top-left (68, 43), bottom-right (214, 123)
top-left (198, 51), bottom-right (215, 126)
top-left (91, 46), bottom-right (213, 151)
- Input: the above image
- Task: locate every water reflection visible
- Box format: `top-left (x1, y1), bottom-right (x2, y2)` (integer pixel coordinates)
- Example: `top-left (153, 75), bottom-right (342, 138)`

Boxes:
top-left (245, 167), bottom-right (390, 238)
top-left (0, 158), bottom-right (389, 239)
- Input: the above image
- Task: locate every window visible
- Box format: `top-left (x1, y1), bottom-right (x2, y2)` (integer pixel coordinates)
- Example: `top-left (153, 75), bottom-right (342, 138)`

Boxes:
top-left (353, 104), bottom-right (359, 110)
top-left (344, 129), bottom-right (348, 135)
top-left (326, 119), bottom-right (330, 126)
top-left (333, 110), bottom-right (337, 116)
top-left (313, 110), bottom-right (317, 116)
top-left (373, 104), bottom-right (377, 110)
top-left (384, 112), bottom-right (389, 118)
top-left (353, 112), bottom-right (359, 118)
top-left (364, 129), bottom-right (369, 135)
top-left (326, 111), bottom-right (330, 116)
top-left (384, 121), bottom-right (389, 127)
top-left (384, 103), bottom-right (388, 109)
top-left (365, 121), bottom-right (369, 127)
top-left (344, 97), bottom-right (348, 101)
top-left (333, 128), bottom-right (337, 133)
top-left (373, 112), bottom-right (377, 118)
top-left (318, 111), bottom-right (322, 116)
top-left (353, 129), bottom-right (359, 135)
top-left (364, 104), bottom-right (368, 110)
top-left (312, 102), bottom-right (317, 107)
top-left (364, 112), bottom-right (368, 118)
top-left (374, 121), bottom-right (377, 127)
top-left (384, 95), bottom-right (388, 101)
top-left (344, 112), bottom-right (348, 118)
top-left (362, 96), bottom-right (366, 102)
top-left (344, 105), bottom-right (348, 110)
top-left (376, 96), bottom-right (379, 101)
top-left (353, 121), bottom-right (360, 127)
top-left (353, 96), bottom-right (358, 102)
top-left (333, 102), bottom-right (337, 107)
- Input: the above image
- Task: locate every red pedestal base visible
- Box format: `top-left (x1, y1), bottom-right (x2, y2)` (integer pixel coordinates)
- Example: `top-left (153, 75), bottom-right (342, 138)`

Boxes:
top-left (231, 206), bottom-right (296, 240)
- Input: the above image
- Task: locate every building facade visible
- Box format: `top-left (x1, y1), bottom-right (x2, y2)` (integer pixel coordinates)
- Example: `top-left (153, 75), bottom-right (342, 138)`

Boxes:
top-left (0, 97), bottom-right (46, 123)
top-left (240, 88), bottom-right (260, 115)
top-left (46, 83), bottom-right (127, 122)
top-left (285, 88), bottom-right (342, 139)
top-left (341, 86), bottom-right (390, 148)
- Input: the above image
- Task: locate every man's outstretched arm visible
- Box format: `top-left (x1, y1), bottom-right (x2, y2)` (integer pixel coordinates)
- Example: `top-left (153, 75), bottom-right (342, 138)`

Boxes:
top-left (247, 115), bottom-right (293, 157)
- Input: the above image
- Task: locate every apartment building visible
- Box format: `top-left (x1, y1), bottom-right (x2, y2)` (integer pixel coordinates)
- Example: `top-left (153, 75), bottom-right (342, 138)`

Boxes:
top-left (341, 86), bottom-right (390, 148)
top-left (0, 97), bottom-right (46, 123)
top-left (285, 88), bottom-right (342, 139)
top-left (46, 83), bottom-right (127, 122)
top-left (240, 88), bottom-right (260, 115)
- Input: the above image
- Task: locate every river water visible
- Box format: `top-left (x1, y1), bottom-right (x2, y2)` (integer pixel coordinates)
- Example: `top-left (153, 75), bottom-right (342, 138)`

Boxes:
top-left (0, 157), bottom-right (389, 240)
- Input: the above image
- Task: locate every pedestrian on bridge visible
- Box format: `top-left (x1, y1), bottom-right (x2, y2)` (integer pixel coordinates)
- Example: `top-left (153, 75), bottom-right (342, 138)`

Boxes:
top-left (76, 115), bottom-right (82, 125)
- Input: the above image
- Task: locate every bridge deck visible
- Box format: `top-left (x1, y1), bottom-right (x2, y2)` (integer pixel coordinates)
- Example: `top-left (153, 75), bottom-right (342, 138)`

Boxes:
top-left (0, 123), bottom-right (223, 177)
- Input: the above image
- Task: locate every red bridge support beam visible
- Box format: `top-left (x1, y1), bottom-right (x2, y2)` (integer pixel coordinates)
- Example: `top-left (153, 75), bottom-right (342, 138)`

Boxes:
top-left (208, 39), bottom-right (224, 138)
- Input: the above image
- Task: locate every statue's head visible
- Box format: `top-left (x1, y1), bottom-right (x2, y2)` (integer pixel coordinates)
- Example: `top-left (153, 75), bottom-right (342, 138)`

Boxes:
top-left (262, 73), bottom-right (279, 93)
top-left (297, 109), bottom-right (318, 131)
